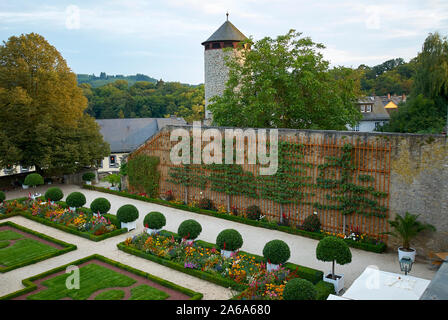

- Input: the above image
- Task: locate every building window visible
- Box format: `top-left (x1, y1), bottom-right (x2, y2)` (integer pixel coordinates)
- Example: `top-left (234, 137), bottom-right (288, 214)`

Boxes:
top-left (353, 124), bottom-right (360, 132)
top-left (360, 105), bottom-right (365, 112)
top-left (374, 122), bottom-right (382, 131)
top-left (212, 42), bottom-right (221, 49)
top-left (109, 155), bottom-right (118, 168)
top-left (366, 105), bottom-right (372, 112)
top-left (98, 159), bottom-right (103, 168)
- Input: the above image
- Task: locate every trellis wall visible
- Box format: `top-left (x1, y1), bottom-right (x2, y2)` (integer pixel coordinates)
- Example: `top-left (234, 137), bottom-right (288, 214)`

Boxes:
top-left (130, 126), bottom-right (391, 242)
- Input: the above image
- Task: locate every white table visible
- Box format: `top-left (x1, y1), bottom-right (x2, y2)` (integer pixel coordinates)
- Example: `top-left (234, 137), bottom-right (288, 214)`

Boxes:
top-left (341, 266), bottom-right (431, 300)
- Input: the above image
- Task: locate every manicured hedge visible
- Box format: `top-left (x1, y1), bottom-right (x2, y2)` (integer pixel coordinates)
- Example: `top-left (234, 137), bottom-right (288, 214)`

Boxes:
top-left (283, 278), bottom-right (317, 300)
top-left (0, 221), bottom-right (77, 273)
top-left (263, 240), bottom-right (291, 265)
top-left (178, 219), bottom-right (202, 240)
top-left (216, 229), bottom-right (243, 251)
top-left (0, 191), bottom-right (5, 202)
top-left (82, 185), bottom-right (387, 253)
top-left (44, 187), bottom-right (64, 202)
top-left (65, 192), bottom-right (86, 208)
top-left (144, 211), bottom-right (166, 230)
top-left (116, 204), bottom-right (139, 223)
top-left (0, 254), bottom-right (203, 300)
top-left (24, 173), bottom-right (44, 187)
top-left (90, 197), bottom-right (111, 214)
top-left (118, 229), bottom-right (324, 293)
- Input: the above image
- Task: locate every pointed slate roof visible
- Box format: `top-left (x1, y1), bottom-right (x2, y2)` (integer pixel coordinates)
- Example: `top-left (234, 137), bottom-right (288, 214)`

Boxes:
top-left (202, 20), bottom-right (247, 45)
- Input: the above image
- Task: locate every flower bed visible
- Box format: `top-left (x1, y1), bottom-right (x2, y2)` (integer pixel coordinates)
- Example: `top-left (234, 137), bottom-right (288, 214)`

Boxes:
top-left (84, 185), bottom-right (387, 253)
top-left (0, 197), bottom-right (126, 241)
top-left (0, 254), bottom-right (203, 300)
top-left (118, 230), bottom-right (326, 300)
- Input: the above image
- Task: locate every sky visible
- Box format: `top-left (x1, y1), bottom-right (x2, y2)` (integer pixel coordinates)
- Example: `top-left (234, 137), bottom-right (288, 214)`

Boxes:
top-left (1, 0), bottom-right (448, 85)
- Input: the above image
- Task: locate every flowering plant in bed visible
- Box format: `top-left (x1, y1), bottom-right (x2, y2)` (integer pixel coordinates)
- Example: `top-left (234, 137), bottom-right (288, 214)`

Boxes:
top-left (6, 199), bottom-right (117, 236)
top-left (124, 231), bottom-right (298, 299)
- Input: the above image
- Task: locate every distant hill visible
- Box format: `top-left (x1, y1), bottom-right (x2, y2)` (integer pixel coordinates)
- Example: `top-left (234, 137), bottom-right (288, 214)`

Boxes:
top-left (77, 72), bottom-right (158, 87)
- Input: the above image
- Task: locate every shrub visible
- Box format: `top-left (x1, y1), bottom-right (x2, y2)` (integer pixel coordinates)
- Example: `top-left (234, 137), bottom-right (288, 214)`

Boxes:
top-left (283, 278), bottom-right (317, 300)
top-left (102, 174), bottom-right (121, 187)
top-left (246, 205), bottom-right (262, 220)
top-left (216, 229), bottom-right (243, 251)
top-left (302, 214), bottom-right (321, 232)
top-left (44, 187), bottom-right (64, 202)
top-left (116, 204), bottom-right (139, 223)
top-left (103, 214), bottom-right (120, 229)
top-left (315, 280), bottom-right (335, 300)
top-left (144, 211), bottom-right (166, 230)
top-left (24, 173), bottom-right (44, 187)
top-left (198, 198), bottom-right (216, 211)
top-left (90, 197), bottom-right (111, 214)
top-left (0, 191), bottom-right (5, 202)
top-left (82, 172), bottom-right (96, 182)
top-left (178, 219), bottom-right (202, 240)
top-left (65, 192), bottom-right (86, 208)
top-left (316, 237), bottom-right (352, 278)
top-left (263, 239), bottom-right (290, 265)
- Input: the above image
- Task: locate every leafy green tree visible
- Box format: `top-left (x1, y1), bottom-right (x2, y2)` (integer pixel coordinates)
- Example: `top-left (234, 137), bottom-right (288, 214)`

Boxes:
top-left (384, 32), bottom-right (448, 133)
top-left (0, 33), bottom-right (109, 174)
top-left (208, 30), bottom-right (362, 130)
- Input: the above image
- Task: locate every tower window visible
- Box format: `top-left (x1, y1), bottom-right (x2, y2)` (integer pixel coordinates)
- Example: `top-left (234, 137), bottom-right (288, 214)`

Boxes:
top-left (223, 42), bottom-right (234, 48)
top-left (204, 44), bottom-right (210, 50)
top-left (212, 43), bottom-right (221, 49)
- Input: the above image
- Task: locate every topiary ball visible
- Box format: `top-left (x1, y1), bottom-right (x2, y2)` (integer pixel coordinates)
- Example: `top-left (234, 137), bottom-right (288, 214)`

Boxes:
top-left (0, 191), bottom-right (5, 202)
top-left (316, 236), bottom-right (352, 265)
top-left (178, 219), bottom-right (202, 240)
top-left (283, 278), bottom-right (317, 300)
top-left (24, 173), bottom-right (44, 187)
top-left (90, 197), bottom-right (111, 214)
top-left (44, 187), bottom-right (63, 202)
top-left (246, 205), bottom-right (262, 220)
top-left (116, 204), bottom-right (139, 223)
top-left (65, 192), bottom-right (86, 208)
top-left (263, 239), bottom-right (291, 265)
top-left (144, 211), bottom-right (166, 230)
top-left (216, 229), bottom-right (243, 251)
top-left (82, 172), bottom-right (96, 182)
top-left (302, 214), bottom-right (321, 232)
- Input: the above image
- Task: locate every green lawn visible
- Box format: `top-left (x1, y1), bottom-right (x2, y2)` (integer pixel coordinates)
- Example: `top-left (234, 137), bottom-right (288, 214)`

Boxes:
top-left (27, 263), bottom-right (170, 300)
top-left (0, 230), bottom-right (59, 267)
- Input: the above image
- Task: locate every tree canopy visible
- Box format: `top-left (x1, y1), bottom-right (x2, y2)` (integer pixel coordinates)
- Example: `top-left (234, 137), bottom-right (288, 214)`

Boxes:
top-left (0, 33), bottom-right (109, 174)
top-left (207, 30), bottom-right (362, 130)
top-left (383, 32), bottom-right (448, 133)
top-left (81, 79), bottom-right (204, 123)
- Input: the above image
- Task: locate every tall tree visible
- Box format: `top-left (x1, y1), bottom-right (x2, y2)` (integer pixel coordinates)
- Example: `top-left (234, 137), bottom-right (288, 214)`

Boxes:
top-left (208, 30), bottom-right (362, 130)
top-left (0, 33), bottom-right (109, 174)
top-left (384, 32), bottom-right (448, 133)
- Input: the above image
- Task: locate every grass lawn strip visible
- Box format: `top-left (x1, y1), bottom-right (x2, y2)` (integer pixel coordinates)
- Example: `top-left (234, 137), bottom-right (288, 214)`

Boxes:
top-left (0, 223), bottom-right (74, 272)
top-left (5, 256), bottom-right (199, 300)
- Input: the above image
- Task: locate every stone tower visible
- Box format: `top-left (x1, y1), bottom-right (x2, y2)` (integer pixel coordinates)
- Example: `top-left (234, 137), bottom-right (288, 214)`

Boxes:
top-left (202, 14), bottom-right (247, 124)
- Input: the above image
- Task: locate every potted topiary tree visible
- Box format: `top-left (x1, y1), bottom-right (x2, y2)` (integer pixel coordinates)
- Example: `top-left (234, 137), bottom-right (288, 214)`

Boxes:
top-left (216, 229), bottom-right (243, 258)
top-left (90, 197), bottom-right (111, 216)
top-left (65, 192), bottom-right (87, 212)
top-left (263, 239), bottom-right (291, 272)
top-left (384, 212), bottom-right (436, 262)
top-left (177, 219), bottom-right (202, 245)
top-left (116, 204), bottom-right (139, 231)
top-left (283, 278), bottom-right (317, 300)
top-left (44, 187), bottom-right (63, 205)
top-left (24, 173), bottom-right (44, 198)
top-left (316, 237), bottom-right (352, 294)
top-left (102, 174), bottom-right (121, 191)
top-left (144, 211), bottom-right (166, 235)
top-left (82, 172), bottom-right (96, 185)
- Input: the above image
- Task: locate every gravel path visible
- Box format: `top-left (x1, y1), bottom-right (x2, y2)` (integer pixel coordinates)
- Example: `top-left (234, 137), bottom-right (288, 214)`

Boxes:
top-left (0, 184), bottom-right (437, 299)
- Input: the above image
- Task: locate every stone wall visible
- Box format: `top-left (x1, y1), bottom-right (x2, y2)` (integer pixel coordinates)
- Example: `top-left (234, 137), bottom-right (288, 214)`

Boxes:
top-left (130, 125), bottom-right (448, 259)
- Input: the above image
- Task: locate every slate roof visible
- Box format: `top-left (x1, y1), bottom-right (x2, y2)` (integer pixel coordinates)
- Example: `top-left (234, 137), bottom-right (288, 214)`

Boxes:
top-left (96, 117), bottom-right (186, 153)
top-left (202, 20), bottom-right (247, 45)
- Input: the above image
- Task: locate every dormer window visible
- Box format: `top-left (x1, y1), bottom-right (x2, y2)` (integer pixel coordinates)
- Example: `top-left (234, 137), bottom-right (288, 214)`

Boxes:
top-left (212, 42), bottom-right (221, 49)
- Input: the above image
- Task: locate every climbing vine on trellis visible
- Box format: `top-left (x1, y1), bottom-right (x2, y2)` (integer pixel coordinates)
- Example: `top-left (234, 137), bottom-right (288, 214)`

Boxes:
top-left (314, 143), bottom-right (388, 218)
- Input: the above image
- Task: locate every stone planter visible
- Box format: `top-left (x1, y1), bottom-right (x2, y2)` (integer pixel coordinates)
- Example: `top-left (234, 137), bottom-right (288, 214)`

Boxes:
top-left (323, 272), bottom-right (344, 294)
top-left (221, 250), bottom-right (237, 259)
top-left (85, 181), bottom-right (92, 185)
top-left (146, 228), bottom-right (161, 235)
top-left (182, 239), bottom-right (194, 246)
top-left (31, 193), bottom-right (41, 200)
top-left (398, 247), bottom-right (416, 263)
top-left (109, 186), bottom-right (119, 191)
top-left (22, 184), bottom-right (29, 190)
top-left (121, 220), bottom-right (136, 231)
top-left (69, 207), bottom-right (77, 212)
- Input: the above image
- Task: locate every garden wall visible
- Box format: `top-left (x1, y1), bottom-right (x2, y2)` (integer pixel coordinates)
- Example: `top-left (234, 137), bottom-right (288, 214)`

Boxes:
top-left (128, 125), bottom-right (448, 259)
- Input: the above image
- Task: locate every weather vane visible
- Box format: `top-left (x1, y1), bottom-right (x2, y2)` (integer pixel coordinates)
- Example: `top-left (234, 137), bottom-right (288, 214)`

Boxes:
top-left (226, 11), bottom-right (229, 21)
